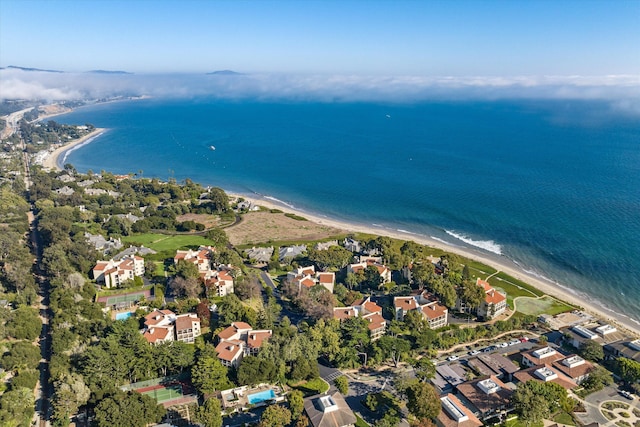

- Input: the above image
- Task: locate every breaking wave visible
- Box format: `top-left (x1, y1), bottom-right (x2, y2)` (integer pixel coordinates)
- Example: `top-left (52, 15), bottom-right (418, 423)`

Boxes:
top-left (445, 230), bottom-right (503, 255)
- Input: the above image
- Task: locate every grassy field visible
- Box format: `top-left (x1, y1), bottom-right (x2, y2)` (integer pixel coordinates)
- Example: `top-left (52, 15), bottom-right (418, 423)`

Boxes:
top-left (292, 378), bottom-right (330, 396)
top-left (121, 233), bottom-right (217, 252)
top-left (516, 295), bottom-right (575, 316)
top-left (355, 415), bottom-right (370, 427)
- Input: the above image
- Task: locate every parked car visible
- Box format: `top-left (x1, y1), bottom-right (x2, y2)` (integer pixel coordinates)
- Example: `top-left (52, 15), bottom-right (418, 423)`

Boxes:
top-left (469, 350), bottom-right (481, 356)
top-left (620, 390), bottom-right (633, 400)
top-left (447, 355), bottom-right (459, 362)
top-left (508, 339), bottom-right (520, 346)
top-left (499, 342), bottom-right (508, 348)
top-left (519, 336), bottom-right (529, 342)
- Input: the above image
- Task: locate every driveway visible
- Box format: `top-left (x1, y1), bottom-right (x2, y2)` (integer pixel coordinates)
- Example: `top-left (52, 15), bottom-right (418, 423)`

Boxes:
top-left (574, 385), bottom-right (639, 426)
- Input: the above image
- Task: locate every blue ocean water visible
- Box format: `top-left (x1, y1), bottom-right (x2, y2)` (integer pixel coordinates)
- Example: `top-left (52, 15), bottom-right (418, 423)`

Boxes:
top-left (56, 98), bottom-right (640, 323)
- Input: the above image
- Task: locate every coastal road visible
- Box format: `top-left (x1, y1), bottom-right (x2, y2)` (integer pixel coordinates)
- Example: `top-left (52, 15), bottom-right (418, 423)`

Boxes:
top-left (0, 107), bottom-right (33, 139)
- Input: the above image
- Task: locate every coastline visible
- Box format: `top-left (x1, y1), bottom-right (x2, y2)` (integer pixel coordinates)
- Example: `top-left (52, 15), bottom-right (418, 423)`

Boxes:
top-left (231, 192), bottom-right (640, 338)
top-left (41, 128), bottom-right (106, 171)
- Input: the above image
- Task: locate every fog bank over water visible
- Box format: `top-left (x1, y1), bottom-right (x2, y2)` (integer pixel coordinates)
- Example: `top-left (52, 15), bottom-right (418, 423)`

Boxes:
top-left (2, 68), bottom-right (639, 111)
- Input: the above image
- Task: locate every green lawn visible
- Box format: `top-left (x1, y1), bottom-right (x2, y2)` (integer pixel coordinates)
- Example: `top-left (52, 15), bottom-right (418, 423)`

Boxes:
top-left (505, 417), bottom-right (543, 427)
top-left (121, 233), bottom-right (217, 252)
top-left (355, 414), bottom-right (369, 427)
top-left (465, 259), bottom-right (499, 276)
top-left (292, 378), bottom-right (330, 396)
top-left (488, 272), bottom-right (543, 299)
top-left (553, 411), bottom-right (576, 425)
top-left (516, 295), bottom-right (575, 316)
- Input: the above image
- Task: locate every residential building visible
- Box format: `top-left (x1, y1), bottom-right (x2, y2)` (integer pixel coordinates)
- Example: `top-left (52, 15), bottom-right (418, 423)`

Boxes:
top-left (563, 325), bottom-right (604, 349)
top-left (216, 322), bottom-right (272, 368)
top-left (467, 353), bottom-right (520, 382)
top-left (347, 259), bottom-right (391, 284)
top-left (521, 346), bottom-right (565, 368)
top-left (343, 237), bottom-right (361, 253)
top-left (333, 307), bottom-right (358, 321)
top-left (352, 296), bottom-right (382, 316)
top-left (216, 339), bottom-right (245, 368)
top-left (604, 339), bottom-right (640, 364)
top-left (471, 279), bottom-right (507, 320)
top-left (422, 302), bottom-right (449, 329)
top-left (175, 313), bottom-right (201, 343)
top-left (433, 363), bottom-right (468, 395)
top-left (513, 365), bottom-right (577, 390)
top-left (92, 255), bottom-right (145, 288)
top-left (279, 244), bottom-right (307, 262)
top-left (393, 295), bottom-right (448, 329)
top-left (333, 297), bottom-right (386, 341)
top-left (304, 392), bottom-right (356, 427)
top-left (287, 265), bottom-right (335, 293)
top-left (456, 376), bottom-right (513, 421)
top-left (85, 232), bottom-right (122, 253)
top-left (363, 313), bottom-right (387, 341)
top-left (174, 246), bottom-right (215, 272)
top-left (247, 330), bottom-right (273, 355)
top-left (143, 309), bottom-right (176, 345)
top-left (204, 270), bottom-right (235, 297)
top-left (314, 240), bottom-right (339, 251)
top-left (394, 296), bottom-right (419, 321)
top-left (244, 246), bottom-right (274, 263)
top-left (436, 394), bottom-right (483, 427)
top-left (552, 355), bottom-right (593, 385)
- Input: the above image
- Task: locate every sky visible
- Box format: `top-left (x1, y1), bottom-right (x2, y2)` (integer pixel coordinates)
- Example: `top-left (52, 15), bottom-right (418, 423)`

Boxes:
top-left (1, 0), bottom-right (639, 76)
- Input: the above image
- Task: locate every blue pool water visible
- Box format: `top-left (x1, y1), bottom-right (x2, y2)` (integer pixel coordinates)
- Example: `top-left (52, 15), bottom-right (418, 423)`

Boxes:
top-left (115, 311), bottom-right (134, 321)
top-left (248, 389), bottom-right (276, 405)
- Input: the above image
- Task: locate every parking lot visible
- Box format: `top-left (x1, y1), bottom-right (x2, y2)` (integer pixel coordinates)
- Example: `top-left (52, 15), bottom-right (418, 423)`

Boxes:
top-left (439, 335), bottom-right (537, 364)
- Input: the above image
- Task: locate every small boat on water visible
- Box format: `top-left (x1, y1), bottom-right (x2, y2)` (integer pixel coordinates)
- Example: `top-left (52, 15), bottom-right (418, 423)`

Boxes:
top-left (210, 145), bottom-right (216, 151)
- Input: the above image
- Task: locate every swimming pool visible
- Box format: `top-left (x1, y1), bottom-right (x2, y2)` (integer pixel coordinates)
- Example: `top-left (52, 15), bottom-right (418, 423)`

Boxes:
top-left (115, 311), bottom-right (134, 320)
top-left (247, 389), bottom-right (276, 405)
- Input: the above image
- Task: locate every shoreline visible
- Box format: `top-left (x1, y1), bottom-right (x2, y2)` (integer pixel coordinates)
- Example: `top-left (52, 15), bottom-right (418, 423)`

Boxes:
top-left (230, 192), bottom-right (640, 338)
top-left (41, 128), bottom-right (106, 171)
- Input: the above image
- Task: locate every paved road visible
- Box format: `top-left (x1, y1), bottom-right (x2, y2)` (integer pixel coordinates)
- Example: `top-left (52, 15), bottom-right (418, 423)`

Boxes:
top-left (0, 107), bottom-right (33, 139)
top-left (576, 385), bottom-right (640, 426)
top-left (259, 270), bottom-right (305, 325)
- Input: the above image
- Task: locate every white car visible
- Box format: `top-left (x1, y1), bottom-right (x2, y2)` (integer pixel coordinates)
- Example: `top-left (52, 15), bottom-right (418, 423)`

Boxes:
top-left (447, 355), bottom-right (459, 362)
top-left (499, 342), bottom-right (508, 348)
top-left (508, 339), bottom-right (520, 346)
top-left (469, 350), bottom-right (481, 356)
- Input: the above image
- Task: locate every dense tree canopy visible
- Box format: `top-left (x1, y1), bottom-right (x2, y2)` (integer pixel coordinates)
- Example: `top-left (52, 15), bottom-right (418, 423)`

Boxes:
top-left (94, 391), bottom-right (166, 427)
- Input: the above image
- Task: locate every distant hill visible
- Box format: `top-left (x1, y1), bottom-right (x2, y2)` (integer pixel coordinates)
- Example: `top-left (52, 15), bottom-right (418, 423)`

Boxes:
top-left (7, 65), bottom-right (64, 73)
top-left (87, 70), bottom-right (133, 75)
top-left (207, 70), bottom-right (243, 76)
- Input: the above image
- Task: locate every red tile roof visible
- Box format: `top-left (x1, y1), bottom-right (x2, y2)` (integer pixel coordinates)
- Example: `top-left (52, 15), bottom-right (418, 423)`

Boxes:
top-left (485, 289), bottom-right (506, 304)
top-left (422, 303), bottom-right (448, 320)
top-left (144, 326), bottom-right (173, 344)
top-left (363, 313), bottom-right (386, 331)
top-left (477, 278), bottom-right (492, 292)
top-left (363, 300), bottom-right (382, 315)
top-left (333, 307), bottom-right (358, 321)
top-left (175, 314), bottom-right (199, 331)
top-left (394, 297), bottom-right (418, 310)
top-left (318, 272), bottom-right (334, 284)
top-left (215, 339), bottom-right (244, 362)
top-left (217, 322), bottom-right (252, 340)
top-left (247, 330), bottom-right (272, 349)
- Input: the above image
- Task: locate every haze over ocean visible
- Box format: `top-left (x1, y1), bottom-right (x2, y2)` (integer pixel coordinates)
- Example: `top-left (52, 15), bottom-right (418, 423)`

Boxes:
top-left (57, 98), bottom-right (640, 323)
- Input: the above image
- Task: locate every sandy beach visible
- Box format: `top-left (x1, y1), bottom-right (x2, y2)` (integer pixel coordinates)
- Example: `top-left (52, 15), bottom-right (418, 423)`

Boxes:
top-left (41, 128), bottom-right (106, 171)
top-left (232, 192), bottom-right (640, 337)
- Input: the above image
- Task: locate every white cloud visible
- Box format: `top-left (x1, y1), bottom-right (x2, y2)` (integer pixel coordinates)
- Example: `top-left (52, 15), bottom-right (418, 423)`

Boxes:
top-left (1, 68), bottom-right (639, 106)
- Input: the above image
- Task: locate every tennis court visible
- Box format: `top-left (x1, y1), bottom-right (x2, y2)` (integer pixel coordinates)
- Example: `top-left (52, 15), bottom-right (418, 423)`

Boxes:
top-left (139, 383), bottom-right (185, 403)
top-left (97, 289), bottom-right (151, 306)
top-left (123, 374), bottom-right (197, 408)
